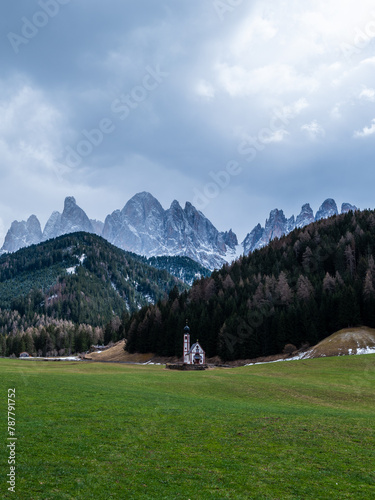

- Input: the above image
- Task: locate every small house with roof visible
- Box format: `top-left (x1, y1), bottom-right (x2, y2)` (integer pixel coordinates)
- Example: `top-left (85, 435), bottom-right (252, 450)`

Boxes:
top-left (183, 323), bottom-right (205, 365)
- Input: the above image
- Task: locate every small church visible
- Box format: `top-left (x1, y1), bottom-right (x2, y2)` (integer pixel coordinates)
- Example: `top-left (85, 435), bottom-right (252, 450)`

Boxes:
top-left (183, 323), bottom-right (205, 365)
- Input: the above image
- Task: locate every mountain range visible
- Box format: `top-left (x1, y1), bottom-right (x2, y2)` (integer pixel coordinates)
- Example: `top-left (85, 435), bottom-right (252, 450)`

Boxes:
top-left (1, 194), bottom-right (237, 270)
top-left (242, 199), bottom-right (357, 254)
top-left (1, 193), bottom-right (358, 268)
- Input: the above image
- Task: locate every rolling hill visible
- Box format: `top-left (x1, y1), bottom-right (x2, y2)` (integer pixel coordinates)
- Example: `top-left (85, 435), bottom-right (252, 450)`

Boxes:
top-left (301, 326), bottom-right (375, 359)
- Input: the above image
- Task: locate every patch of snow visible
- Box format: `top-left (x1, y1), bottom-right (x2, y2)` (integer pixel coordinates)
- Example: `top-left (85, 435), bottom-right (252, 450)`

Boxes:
top-left (21, 356), bottom-right (81, 361)
top-left (79, 254), bottom-right (86, 264)
top-left (245, 353), bottom-right (305, 366)
top-left (144, 294), bottom-right (154, 304)
top-left (356, 346), bottom-right (375, 355)
top-left (66, 266), bottom-right (76, 275)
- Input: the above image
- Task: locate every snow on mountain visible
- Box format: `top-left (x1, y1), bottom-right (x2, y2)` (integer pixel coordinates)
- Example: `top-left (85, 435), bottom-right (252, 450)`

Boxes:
top-left (1, 215), bottom-right (42, 253)
top-left (315, 198), bottom-right (338, 221)
top-left (295, 203), bottom-right (314, 228)
top-left (242, 198), bottom-right (358, 255)
top-left (103, 192), bottom-right (237, 269)
top-left (1, 193), bottom-right (359, 267)
top-left (1, 193), bottom-right (238, 270)
top-left (341, 202), bottom-right (358, 214)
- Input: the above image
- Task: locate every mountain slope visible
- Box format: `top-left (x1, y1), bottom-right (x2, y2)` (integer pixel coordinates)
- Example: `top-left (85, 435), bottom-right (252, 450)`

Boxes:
top-left (124, 209), bottom-right (375, 360)
top-left (130, 255), bottom-right (211, 285)
top-left (0, 232), bottom-right (187, 327)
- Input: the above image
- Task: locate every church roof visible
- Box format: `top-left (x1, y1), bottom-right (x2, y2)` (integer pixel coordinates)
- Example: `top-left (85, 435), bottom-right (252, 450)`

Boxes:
top-left (188, 341), bottom-right (205, 354)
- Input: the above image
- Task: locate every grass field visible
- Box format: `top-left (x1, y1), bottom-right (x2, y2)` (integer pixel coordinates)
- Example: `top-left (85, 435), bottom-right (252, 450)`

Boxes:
top-left (1, 355), bottom-right (374, 499)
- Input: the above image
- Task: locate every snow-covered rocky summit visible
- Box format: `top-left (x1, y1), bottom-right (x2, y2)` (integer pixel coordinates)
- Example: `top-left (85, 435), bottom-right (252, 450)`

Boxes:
top-left (103, 192), bottom-right (238, 270)
top-left (1, 193), bottom-right (238, 270)
top-left (242, 198), bottom-right (358, 255)
top-left (42, 196), bottom-right (95, 241)
top-left (1, 215), bottom-right (42, 253)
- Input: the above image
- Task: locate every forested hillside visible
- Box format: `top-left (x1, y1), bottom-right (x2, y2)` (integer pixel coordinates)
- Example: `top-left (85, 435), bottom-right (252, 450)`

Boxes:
top-left (132, 255), bottom-right (211, 285)
top-left (124, 209), bottom-right (375, 360)
top-left (0, 232), bottom-right (190, 356)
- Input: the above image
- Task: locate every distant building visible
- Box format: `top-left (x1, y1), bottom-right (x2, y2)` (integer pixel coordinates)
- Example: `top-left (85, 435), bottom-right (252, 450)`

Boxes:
top-left (183, 323), bottom-right (205, 365)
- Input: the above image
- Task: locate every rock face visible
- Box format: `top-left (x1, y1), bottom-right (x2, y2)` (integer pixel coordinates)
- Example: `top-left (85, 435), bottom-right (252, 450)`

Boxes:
top-left (315, 199), bottom-right (338, 221)
top-left (42, 197), bottom-right (94, 241)
top-left (295, 203), bottom-right (314, 228)
top-left (42, 211), bottom-right (62, 241)
top-left (243, 224), bottom-right (264, 255)
top-left (242, 198), bottom-right (357, 254)
top-left (341, 203), bottom-right (358, 214)
top-left (103, 192), bottom-right (237, 269)
top-left (1, 194), bottom-right (358, 268)
top-left (1, 193), bottom-right (237, 270)
top-left (1, 215), bottom-right (42, 253)
top-left (90, 219), bottom-right (105, 236)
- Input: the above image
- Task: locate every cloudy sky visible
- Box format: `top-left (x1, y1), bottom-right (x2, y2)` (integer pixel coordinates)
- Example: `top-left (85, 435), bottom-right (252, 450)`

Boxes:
top-left (1, 0), bottom-right (375, 245)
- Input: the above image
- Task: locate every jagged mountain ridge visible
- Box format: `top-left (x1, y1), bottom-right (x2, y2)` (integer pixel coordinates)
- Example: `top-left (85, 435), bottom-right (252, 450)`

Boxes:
top-left (1, 193), bottom-right (237, 270)
top-left (102, 192), bottom-right (238, 269)
top-left (243, 199), bottom-right (358, 254)
top-left (1, 194), bottom-right (358, 266)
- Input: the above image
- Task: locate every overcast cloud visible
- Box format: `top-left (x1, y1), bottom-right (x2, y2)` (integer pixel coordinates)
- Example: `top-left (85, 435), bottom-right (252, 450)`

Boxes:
top-left (1, 0), bottom-right (375, 244)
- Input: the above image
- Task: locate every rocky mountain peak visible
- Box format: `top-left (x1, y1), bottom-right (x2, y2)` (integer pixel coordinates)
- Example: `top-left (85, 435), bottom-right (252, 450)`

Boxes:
top-left (102, 192), bottom-right (237, 269)
top-left (242, 198), bottom-right (358, 255)
top-left (315, 198), bottom-right (338, 221)
top-left (64, 196), bottom-right (77, 209)
top-left (221, 229), bottom-right (238, 248)
top-left (296, 203), bottom-right (314, 228)
top-left (1, 214), bottom-right (42, 253)
top-left (59, 196), bottom-right (94, 235)
top-left (341, 203), bottom-right (358, 214)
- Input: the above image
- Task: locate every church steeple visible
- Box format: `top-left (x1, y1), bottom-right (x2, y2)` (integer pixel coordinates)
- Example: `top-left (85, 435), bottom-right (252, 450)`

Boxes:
top-left (183, 320), bottom-right (190, 363)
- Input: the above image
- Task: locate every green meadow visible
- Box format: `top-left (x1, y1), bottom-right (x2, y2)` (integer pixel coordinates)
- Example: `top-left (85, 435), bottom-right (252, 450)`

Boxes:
top-left (1, 356), bottom-right (374, 499)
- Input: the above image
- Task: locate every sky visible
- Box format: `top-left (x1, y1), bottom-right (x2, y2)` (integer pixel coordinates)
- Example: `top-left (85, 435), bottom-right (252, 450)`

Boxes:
top-left (1, 0), bottom-right (375, 245)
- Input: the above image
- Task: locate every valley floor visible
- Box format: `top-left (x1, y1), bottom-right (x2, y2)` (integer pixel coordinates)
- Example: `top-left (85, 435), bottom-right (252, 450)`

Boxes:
top-left (1, 355), bottom-right (374, 499)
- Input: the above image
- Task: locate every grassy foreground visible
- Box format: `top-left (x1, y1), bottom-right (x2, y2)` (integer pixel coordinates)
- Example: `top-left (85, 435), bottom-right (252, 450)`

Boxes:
top-left (1, 356), bottom-right (374, 499)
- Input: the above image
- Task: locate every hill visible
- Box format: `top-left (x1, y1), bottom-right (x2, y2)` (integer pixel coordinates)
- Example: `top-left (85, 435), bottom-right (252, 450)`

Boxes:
top-left (301, 326), bottom-right (375, 359)
top-left (0, 232), bottom-right (187, 333)
top-left (124, 209), bottom-right (375, 360)
top-left (84, 340), bottom-right (153, 363)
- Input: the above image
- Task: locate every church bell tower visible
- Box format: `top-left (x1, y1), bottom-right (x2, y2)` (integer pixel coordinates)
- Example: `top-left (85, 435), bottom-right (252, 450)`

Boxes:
top-left (183, 322), bottom-right (190, 364)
